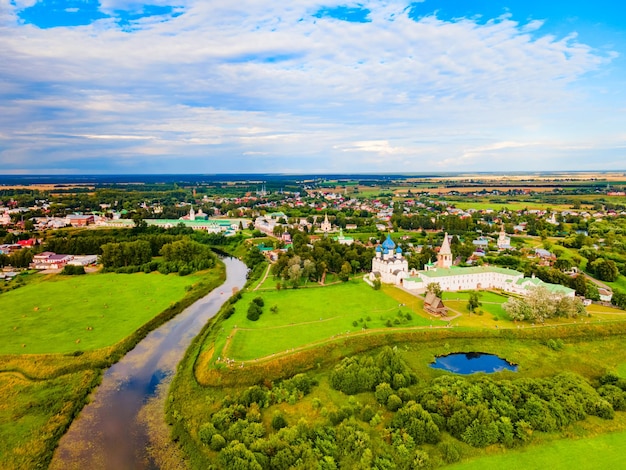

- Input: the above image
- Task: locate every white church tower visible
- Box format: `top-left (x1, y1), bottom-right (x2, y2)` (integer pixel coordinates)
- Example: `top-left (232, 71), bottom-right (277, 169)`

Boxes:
top-left (437, 232), bottom-right (452, 268)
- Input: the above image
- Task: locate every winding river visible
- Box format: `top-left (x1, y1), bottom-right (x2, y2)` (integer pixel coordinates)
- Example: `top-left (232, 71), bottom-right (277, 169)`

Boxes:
top-left (50, 257), bottom-right (248, 469)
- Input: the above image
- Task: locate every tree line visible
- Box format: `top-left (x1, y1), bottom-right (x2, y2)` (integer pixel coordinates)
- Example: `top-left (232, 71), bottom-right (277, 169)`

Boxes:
top-left (187, 346), bottom-right (623, 469)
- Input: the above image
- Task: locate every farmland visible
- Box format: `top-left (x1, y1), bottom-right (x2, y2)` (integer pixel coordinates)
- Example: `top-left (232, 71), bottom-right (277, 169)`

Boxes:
top-left (0, 271), bottom-right (204, 354)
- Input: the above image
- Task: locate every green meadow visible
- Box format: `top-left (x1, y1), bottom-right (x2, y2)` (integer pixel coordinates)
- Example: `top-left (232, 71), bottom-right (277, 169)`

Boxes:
top-left (0, 266), bottom-right (225, 469)
top-left (448, 200), bottom-right (568, 211)
top-left (447, 427), bottom-right (626, 470)
top-left (213, 280), bottom-right (446, 361)
top-left (0, 272), bottom-right (203, 354)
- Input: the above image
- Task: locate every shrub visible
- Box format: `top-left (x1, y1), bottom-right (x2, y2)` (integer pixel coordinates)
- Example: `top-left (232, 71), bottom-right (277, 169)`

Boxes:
top-left (223, 306), bottom-right (236, 319)
top-left (62, 264), bottom-right (86, 275)
top-left (361, 405), bottom-right (376, 422)
top-left (387, 394), bottom-right (403, 411)
top-left (252, 296), bottom-right (264, 307)
top-left (209, 434), bottom-right (226, 451)
top-left (438, 440), bottom-right (462, 463)
top-left (271, 413), bottom-right (287, 430)
top-left (375, 383), bottom-right (393, 404)
top-left (247, 302), bottom-right (262, 321)
top-left (198, 422), bottom-right (218, 445)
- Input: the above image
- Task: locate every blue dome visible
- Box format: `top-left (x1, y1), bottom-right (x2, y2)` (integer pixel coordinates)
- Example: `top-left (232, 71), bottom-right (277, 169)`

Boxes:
top-left (375, 245), bottom-right (383, 253)
top-left (396, 247), bottom-right (403, 254)
top-left (383, 248), bottom-right (389, 255)
top-left (382, 234), bottom-right (396, 250)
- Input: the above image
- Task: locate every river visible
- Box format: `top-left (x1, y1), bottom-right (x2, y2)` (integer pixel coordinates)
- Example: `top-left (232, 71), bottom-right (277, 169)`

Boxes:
top-left (50, 257), bottom-right (248, 469)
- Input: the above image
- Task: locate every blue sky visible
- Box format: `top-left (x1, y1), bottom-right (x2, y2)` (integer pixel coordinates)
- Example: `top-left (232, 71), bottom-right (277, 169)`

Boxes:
top-left (1, 0), bottom-right (625, 174)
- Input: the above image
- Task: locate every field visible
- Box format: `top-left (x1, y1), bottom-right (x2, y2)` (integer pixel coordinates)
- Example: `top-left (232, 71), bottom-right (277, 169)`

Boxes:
top-left (442, 290), bottom-right (511, 324)
top-left (0, 272), bottom-right (204, 354)
top-left (448, 427), bottom-right (626, 470)
top-left (605, 274), bottom-right (626, 292)
top-left (210, 280), bottom-right (447, 362)
top-left (447, 200), bottom-right (567, 211)
top-left (0, 266), bottom-right (226, 470)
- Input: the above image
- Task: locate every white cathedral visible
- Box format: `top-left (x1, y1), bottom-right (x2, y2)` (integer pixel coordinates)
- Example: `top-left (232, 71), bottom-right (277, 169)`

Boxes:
top-left (370, 234), bottom-right (413, 285)
top-left (370, 233), bottom-right (574, 297)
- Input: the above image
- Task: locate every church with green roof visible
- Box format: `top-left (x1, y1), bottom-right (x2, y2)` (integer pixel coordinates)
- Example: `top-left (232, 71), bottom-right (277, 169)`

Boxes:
top-left (371, 233), bottom-right (575, 298)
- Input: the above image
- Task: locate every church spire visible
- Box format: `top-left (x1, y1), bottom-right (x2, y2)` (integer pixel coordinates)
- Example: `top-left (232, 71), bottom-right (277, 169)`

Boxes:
top-left (437, 232), bottom-right (452, 268)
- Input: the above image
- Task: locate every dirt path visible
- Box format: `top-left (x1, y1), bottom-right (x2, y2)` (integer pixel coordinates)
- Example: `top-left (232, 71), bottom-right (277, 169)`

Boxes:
top-left (253, 263), bottom-right (272, 291)
top-left (583, 272), bottom-right (613, 291)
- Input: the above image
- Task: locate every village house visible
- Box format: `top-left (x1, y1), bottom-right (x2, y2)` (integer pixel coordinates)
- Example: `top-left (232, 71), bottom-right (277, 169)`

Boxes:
top-left (31, 252), bottom-right (74, 270)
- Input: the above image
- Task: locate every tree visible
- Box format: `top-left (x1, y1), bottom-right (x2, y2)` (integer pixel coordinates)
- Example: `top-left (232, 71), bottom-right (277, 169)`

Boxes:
top-left (591, 258), bottom-right (619, 282)
top-left (339, 261), bottom-right (352, 282)
top-left (467, 291), bottom-right (482, 313)
top-left (426, 282), bottom-right (442, 298)
top-left (302, 259), bottom-right (316, 283)
top-left (288, 263), bottom-right (302, 286)
top-left (503, 287), bottom-right (586, 322)
top-left (247, 302), bottom-right (262, 321)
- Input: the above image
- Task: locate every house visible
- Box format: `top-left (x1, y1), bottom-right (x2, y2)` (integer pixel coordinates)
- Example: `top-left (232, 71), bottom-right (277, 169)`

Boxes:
top-left (424, 292), bottom-right (447, 316)
top-left (0, 211), bottom-right (11, 226)
top-left (333, 229), bottom-right (354, 246)
top-left (65, 214), bottom-right (94, 226)
top-left (497, 227), bottom-right (512, 250)
top-left (32, 252), bottom-right (74, 270)
top-left (472, 237), bottom-right (489, 248)
top-left (598, 288), bottom-right (613, 303)
top-left (67, 255), bottom-right (98, 266)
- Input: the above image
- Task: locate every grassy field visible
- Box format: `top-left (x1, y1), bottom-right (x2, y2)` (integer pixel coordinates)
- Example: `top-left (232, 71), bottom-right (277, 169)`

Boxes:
top-left (212, 280), bottom-right (446, 361)
top-left (0, 272), bottom-right (204, 354)
top-left (449, 201), bottom-right (567, 211)
top-left (447, 428), bottom-right (626, 470)
top-left (207, 282), bottom-right (626, 363)
top-left (0, 369), bottom-right (99, 470)
top-left (442, 291), bottom-right (511, 323)
top-left (605, 274), bottom-right (626, 292)
top-left (0, 265), bottom-right (226, 470)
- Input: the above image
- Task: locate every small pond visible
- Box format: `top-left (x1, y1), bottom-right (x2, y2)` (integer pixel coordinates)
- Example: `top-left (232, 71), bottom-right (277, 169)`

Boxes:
top-left (430, 352), bottom-right (518, 374)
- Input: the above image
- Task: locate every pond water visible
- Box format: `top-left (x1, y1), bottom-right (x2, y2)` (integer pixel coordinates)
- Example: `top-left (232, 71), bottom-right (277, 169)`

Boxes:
top-left (50, 257), bottom-right (248, 470)
top-left (430, 352), bottom-right (518, 374)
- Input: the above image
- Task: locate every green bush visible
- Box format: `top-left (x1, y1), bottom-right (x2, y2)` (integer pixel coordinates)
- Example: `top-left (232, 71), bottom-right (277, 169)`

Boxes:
top-left (247, 302), bottom-right (262, 321)
top-left (209, 434), bottom-right (226, 451)
top-left (387, 394), bottom-right (403, 411)
top-left (271, 413), bottom-right (287, 430)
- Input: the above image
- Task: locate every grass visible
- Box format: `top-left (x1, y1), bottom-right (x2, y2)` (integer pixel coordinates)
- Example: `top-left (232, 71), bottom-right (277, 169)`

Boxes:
top-left (212, 280), bottom-right (446, 361)
top-left (450, 201), bottom-right (564, 211)
top-left (0, 272), bottom-right (203, 354)
top-left (447, 428), bottom-right (626, 470)
top-left (0, 369), bottom-right (99, 470)
top-left (605, 274), bottom-right (626, 292)
top-left (0, 265), bottom-right (226, 470)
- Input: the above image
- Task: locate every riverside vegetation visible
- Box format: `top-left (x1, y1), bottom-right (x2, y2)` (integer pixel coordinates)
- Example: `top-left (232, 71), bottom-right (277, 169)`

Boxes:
top-left (167, 244), bottom-right (626, 469)
top-left (0, 229), bottom-right (226, 469)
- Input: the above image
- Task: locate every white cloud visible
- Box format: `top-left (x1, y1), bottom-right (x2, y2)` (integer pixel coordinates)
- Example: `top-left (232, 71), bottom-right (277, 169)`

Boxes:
top-left (0, 1), bottom-right (622, 173)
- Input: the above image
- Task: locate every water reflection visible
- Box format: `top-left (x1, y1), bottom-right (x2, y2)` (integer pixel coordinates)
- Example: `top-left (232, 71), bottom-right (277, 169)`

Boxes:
top-left (50, 258), bottom-right (248, 470)
top-left (430, 352), bottom-right (518, 374)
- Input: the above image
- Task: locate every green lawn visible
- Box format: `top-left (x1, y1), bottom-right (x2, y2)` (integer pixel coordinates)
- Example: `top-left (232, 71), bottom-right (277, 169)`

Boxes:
top-left (216, 280), bottom-right (446, 361)
top-left (442, 291), bottom-right (511, 322)
top-left (0, 272), bottom-right (202, 354)
top-left (605, 275), bottom-right (626, 292)
top-left (447, 429), bottom-right (626, 470)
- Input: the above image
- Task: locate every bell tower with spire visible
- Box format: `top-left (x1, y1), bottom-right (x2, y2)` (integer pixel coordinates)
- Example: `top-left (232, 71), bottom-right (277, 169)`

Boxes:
top-left (437, 232), bottom-right (452, 268)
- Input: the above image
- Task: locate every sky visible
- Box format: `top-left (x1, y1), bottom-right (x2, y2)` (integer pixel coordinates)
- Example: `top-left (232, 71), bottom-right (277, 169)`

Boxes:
top-left (1, 0), bottom-right (626, 175)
